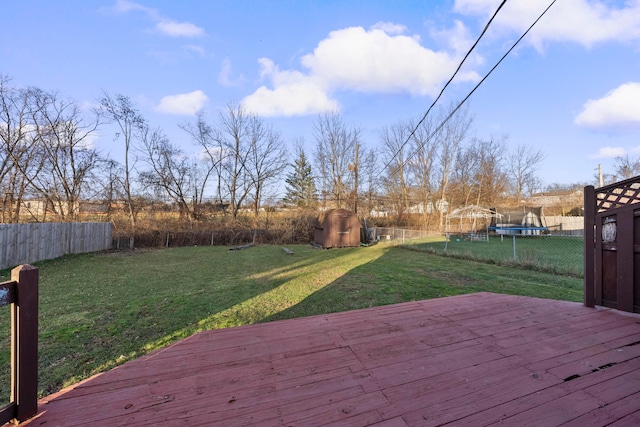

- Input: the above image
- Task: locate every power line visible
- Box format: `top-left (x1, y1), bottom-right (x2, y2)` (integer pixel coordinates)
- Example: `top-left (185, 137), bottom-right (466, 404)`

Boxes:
top-left (378, 0), bottom-right (506, 179)
top-left (378, 0), bottom-right (558, 181)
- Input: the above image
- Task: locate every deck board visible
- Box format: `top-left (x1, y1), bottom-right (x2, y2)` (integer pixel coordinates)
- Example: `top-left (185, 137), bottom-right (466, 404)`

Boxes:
top-left (18, 292), bottom-right (640, 426)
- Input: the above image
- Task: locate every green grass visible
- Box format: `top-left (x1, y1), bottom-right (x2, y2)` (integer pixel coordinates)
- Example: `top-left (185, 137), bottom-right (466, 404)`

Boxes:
top-left (405, 235), bottom-right (584, 277)
top-left (0, 243), bottom-right (583, 403)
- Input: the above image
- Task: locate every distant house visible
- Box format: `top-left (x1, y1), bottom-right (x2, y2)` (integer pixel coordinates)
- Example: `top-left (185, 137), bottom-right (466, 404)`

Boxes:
top-left (369, 207), bottom-right (389, 218)
top-left (313, 208), bottom-right (361, 248)
top-left (407, 200), bottom-right (448, 215)
top-left (527, 190), bottom-right (583, 209)
top-left (20, 199), bottom-right (79, 217)
top-left (79, 201), bottom-right (109, 214)
top-left (20, 199), bottom-right (50, 216)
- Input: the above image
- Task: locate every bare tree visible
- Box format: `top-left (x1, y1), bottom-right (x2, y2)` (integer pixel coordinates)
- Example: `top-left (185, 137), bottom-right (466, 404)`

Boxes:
top-left (524, 175), bottom-right (544, 198)
top-left (212, 103), bottom-right (254, 218)
top-left (98, 92), bottom-right (146, 229)
top-left (94, 158), bottom-right (125, 221)
top-left (314, 112), bottom-right (359, 209)
top-left (451, 142), bottom-right (480, 207)
top-left (613, 154), bottom-right (640, 181)
top-left (434, 104), bottom-right (472, 229)
top-left (138, 126), bottom-right (197, 220)
top-left (0, 80), bottom-right (103, 222)
top-left (408, 115), bottom-right (439, 225)
top-left (380, 120), bottom-right (412, 219)
top-left (358, 146), bottom-right (379, 218)
top-left (474, 137), bottom-right (508, 207)
top-left (245, 117), bottom-right (287, 217)
top-left (0, 76), bottom-right (37, 222)
top-left (509, 144), bottom-right (544, 204)
top-left (26, 90), bottom-right (101, 220)
top-left (179, 111), bottom-right (224, 211)
top-left (348, 141), bottom-right (360, 214)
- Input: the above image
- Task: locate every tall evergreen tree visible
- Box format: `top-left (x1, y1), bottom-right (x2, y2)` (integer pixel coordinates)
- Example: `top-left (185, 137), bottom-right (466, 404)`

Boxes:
top-left (283, 144), bottom-right (318, 207)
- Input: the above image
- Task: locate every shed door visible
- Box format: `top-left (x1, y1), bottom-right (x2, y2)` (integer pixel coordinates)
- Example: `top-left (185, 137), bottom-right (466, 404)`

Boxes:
top-left (332, 213), bottom-right (351, 247)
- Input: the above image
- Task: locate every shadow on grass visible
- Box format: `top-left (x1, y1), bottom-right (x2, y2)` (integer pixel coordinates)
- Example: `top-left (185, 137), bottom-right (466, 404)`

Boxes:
top-left (263, 244), bottom-right (584, 323)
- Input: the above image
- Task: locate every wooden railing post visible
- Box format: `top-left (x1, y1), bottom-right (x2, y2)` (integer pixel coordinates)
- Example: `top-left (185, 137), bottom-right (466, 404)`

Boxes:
top-left (584, 186), bottom-right (595, 308)
top-left (11, 264), bottom-right (38, 422)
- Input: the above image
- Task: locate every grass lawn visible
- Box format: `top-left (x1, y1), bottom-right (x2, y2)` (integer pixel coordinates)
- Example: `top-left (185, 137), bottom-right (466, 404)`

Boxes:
top-left (0, 243), bottom-right (583, 402)
top-left (405, 235), bottom-right (584, 277)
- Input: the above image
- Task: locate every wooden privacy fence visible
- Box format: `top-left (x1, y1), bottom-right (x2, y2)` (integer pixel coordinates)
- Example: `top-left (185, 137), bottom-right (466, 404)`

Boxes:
top-left (0, 222), bottom-right (112, 270)
top-left (0, 265), bottom-right (38, 424)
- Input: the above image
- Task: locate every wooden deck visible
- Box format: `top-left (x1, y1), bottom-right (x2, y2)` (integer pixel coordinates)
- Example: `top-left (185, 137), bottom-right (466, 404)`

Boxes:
top-left (20, 292), bottom-right (640, 426)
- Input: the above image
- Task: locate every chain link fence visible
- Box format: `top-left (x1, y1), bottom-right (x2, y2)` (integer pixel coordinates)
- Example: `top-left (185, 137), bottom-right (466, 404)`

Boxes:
top-left (371, 227), bottom-right (439, 244)
top-left (372, 227), bottom-right (584, 277)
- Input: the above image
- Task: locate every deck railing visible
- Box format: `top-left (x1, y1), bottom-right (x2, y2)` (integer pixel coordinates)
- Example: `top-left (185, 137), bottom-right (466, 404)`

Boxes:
top-left (0, 265), bottom-right (38, 424)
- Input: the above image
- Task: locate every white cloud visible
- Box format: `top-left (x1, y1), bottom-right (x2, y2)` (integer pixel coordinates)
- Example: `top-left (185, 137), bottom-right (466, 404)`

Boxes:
top-left (590, 146), bottom-right (627, 159)
top-left (242, 59), bottom-right (338, 117)
top-left (113, 0), bottom-right (205, 38)
top-left (156, 20), bottom-right (205, 38)
top-left (575, 82), bottom-right (640, 131)
top-left (301, 25), bottom-right (478, 96)
top-left (156, 90), bottom-right (208, 115)
top-left (182, 44), bottom-right (206, 57)
top-left (430, 19), bottom-right (478, 57)
top-left (218, 58), bottom-right (244, 87)
top-left (454, 0), bottom-right (640, 49)
top-left (79, 100), bottom-right (99, 111)
top-left (242, 23), bottom-right (479, 117)
top-left (370, 21), bottom-right (407, 35)
top-left (78, 131), bottom-right (100, 150)
top-left (113, 0), bottom-right (156, 16)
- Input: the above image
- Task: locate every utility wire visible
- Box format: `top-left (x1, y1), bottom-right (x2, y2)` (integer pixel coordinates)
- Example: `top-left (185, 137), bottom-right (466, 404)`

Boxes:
top-left (378, 0), bottom-right (506, 178)
top-left (378, 0), bottom-right (558, 181)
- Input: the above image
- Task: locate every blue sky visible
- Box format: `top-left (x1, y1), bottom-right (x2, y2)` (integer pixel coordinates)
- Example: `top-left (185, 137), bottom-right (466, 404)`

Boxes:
top-left (2, 0), bottom-right (640, 188)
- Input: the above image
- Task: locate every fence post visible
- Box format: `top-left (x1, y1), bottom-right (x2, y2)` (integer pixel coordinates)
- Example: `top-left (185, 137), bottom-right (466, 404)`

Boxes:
top-left (512, 235), bottom-right (517, 261)
top-left (12, 264), bottom-right (38, 422)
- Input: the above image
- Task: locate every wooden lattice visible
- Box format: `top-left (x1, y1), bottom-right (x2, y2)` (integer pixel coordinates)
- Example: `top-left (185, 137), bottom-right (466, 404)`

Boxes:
top-left (595, 178), bottom-right (640, 212)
